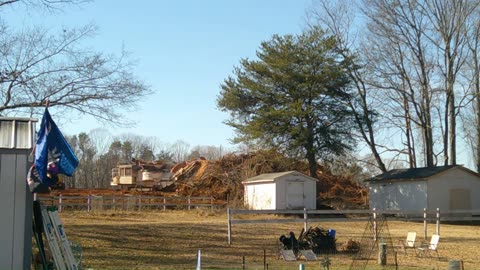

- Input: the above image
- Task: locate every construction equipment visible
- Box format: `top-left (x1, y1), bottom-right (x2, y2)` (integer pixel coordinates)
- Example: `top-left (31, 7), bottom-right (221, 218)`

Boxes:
top-left (110, 160), bottom-right (174, 191)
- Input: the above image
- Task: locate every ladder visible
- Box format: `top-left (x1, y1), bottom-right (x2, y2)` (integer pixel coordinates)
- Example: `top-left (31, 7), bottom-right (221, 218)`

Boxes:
top-left (41, 206), bottom-right (78, 270)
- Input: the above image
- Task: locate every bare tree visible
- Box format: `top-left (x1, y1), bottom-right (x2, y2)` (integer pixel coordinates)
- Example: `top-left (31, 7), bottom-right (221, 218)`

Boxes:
top-left (308, 0), bottom-right (480, 170)
top-left (190, 145), bottom-right (225, 160)
top-left (170, 140), bottom-right (191, 163)
top-left (88, 128), bottom-right (113, 156)
top-left (464, 7), bottom-right (480, 171)
top-left (361, 0), bottom-right (440, 167)
top-left (419, 0), bottom-right (479, 165)
top-left (0, 0), bottom-right (86, 11)
top-left (0, 23), bottom-right (151, 123)
top-left (309, 0), bottom-right (386, 172)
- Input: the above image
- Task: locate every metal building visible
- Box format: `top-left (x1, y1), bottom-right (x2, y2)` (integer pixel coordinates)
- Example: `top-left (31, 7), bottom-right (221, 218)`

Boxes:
top-left (0, 117), bottom-right (37, 270)
top-left (367, 165), bottom-right (480, 211)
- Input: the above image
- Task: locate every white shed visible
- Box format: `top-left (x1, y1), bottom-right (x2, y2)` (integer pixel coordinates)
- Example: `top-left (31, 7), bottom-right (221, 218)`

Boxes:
top-left (366, 165), bottom-right (480, 211)
top-left (242, 171), bottom-right (317, 210)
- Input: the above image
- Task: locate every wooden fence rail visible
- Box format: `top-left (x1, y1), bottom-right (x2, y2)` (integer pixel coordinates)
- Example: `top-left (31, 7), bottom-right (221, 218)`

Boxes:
top-left (227, 208), bottom-right (480, 244)
top-left (37, 194), bottom-right (219, 212)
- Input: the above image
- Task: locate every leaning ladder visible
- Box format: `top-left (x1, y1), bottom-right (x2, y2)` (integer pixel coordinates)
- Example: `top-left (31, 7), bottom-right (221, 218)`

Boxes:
top-left (41, 206), bottom-right (78, 270)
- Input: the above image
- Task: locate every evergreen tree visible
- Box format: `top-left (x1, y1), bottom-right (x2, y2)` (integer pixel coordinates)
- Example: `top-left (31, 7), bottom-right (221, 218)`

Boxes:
top-left (218, 27), bottom-right (357, 178)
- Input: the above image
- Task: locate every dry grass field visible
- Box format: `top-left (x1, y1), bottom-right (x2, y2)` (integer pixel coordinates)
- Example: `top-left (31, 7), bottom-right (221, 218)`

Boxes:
top-left (58, 209), bottom-right (480, 270)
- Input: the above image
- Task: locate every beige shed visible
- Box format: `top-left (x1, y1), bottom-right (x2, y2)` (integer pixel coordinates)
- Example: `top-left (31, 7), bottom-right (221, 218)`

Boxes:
top-left (242, 171), bottom-right (318, 210)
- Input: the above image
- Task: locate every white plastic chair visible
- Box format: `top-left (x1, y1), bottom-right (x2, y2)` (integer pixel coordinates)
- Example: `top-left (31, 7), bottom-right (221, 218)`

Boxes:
top-left (416, 234), bottom-right (440, 259)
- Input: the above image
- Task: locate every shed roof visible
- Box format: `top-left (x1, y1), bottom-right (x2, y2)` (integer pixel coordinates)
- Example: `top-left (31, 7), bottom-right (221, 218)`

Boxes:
top-left (242, 171), bottom-right (318, 184)
top-left (0, 117), bottom-right (37, 122)
top-left (365, 165), bottom-right (478, 183)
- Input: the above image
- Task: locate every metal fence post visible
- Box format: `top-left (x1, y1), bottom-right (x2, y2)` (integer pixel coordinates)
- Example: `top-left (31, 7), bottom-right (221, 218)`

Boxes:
top-left (227, 208), bottom-right (232, 245)
top-left (87, 195), bottom-right (91, 212)
top-left (373, 208), bottom-right (377, 241)
top-left (423, 208), bottom-right (427, 240)
top-left (138, 195), bottom-right (142, 211)
top-left (163, 197), bottom-right (166, 211)
top-left (58, 194), bottom-right (62, 213)
top-left (303, 208), bottom-right (308, 232)
top-left (188, 196), bottom-right (191, 210)
top-left (436, 208), bottom-right (440, 236)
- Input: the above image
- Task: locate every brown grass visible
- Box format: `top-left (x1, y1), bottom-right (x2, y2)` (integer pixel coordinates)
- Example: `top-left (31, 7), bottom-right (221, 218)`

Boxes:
top-left (57, 210), bottom-right (480, 270)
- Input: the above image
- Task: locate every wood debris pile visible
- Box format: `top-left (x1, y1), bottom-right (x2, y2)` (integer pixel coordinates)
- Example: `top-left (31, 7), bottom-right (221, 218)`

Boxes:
top-left (51, 150), bottom-right (368, 209)
top-left (169, 149), bottom-right (367, 209)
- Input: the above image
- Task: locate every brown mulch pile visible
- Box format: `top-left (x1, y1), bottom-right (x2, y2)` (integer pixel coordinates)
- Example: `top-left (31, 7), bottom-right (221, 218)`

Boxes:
top-left (169, 149), bottom-right (367, 209)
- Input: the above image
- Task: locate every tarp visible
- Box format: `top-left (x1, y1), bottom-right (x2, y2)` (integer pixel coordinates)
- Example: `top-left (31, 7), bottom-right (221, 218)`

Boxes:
top-left (34, 108), bottom-right (79, 186)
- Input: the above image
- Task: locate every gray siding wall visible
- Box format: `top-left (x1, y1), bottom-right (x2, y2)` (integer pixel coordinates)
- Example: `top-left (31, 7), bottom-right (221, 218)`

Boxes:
top-left (0, 150), bottom-right (32, 270)
top-left (369, 180), bottom-right (427, 210)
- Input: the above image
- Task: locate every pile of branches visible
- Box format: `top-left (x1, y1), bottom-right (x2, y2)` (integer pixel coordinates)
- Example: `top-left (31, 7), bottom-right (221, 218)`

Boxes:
top-left (170, 149), bottom-right (307, 200)
top-left (279, 227), bottom-right (337, 255)
top-left (169, 149), bottom-right (367, 208)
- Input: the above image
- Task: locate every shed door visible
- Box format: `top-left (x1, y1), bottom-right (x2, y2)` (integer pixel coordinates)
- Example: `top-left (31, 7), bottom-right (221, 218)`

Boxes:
top-left (449, 189), bottom-right (471, 210)
top-left (287, 182), bottom-right (304, 209)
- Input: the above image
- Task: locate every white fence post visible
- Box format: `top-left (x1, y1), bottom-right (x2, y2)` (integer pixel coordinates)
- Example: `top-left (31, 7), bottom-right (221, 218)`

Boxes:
top-left (373, 208), bottom-right (377, 241)
top-left (436, 208), bottom-right (440, 236)
top-left (58, 194), bottom-right (62, 213)
top-left (163, 197), bottom-right (166, 211)
top-left (303, 208), bottom-right (308, 232)
top-left (423, 208), bottom-right (427, 240)
top-left (87, 195), bottom-right (91, 212)
top-left (227, 208), bottom-right (232, 245)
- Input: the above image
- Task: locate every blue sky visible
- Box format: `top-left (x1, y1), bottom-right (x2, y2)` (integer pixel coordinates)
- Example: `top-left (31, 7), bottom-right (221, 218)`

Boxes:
top-left (3, 0), bottom-right (313, 148)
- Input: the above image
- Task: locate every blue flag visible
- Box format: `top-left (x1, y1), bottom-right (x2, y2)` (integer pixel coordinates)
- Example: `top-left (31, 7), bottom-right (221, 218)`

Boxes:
top-left (34, 108), bottom-right (79, 186)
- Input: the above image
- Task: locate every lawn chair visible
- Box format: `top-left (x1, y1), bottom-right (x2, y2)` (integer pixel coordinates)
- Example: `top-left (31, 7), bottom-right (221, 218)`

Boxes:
top-left (396, 231), bottom-right (416, 254)
top-left (416, 234), bottom-right (440, 259)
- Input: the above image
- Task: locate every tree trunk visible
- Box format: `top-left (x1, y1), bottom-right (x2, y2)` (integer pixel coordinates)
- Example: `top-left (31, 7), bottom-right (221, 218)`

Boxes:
top-left (446, 43), bottom-right (456, 165)
top-left (402, 89), bottom-right (416, 168)
top-left (423, 85), bottom-right (435, 168)
top-left (475, 50), bottom-right (480, 172)
top-left (350, 73), bottom-right (387, 173)
top-left (444, 94), bottom-right (450, 166)
top-left (305, 147), bottom-right (318, 179)
top-left (449, 87), bottom-right (456, 165)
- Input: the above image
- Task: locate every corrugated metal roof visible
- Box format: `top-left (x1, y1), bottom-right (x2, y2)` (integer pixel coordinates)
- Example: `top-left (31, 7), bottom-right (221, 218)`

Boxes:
top-left (365, 165), bottom-right (463, 182)
top-left (243, 171), bottom-right (317, 183)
